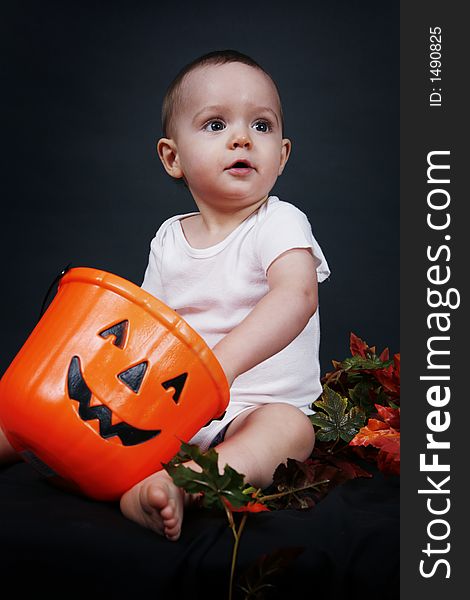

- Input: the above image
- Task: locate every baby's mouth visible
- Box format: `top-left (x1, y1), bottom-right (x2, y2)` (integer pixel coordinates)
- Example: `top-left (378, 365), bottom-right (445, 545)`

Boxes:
top-left (225, 159), bottom-right (255, 174)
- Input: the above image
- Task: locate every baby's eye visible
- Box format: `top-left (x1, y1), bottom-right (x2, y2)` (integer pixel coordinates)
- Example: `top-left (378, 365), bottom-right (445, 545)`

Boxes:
top-left (252, 120), bottom-right (272, 133)
top-left (204, 120), bottom-right (226, 132)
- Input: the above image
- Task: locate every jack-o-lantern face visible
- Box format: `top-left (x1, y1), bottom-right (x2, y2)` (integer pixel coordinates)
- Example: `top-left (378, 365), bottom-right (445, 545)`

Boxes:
top-left (0, 267), bottom-right (229, 501)
top-left (67, 355), bottom-right (161, 446)
top-left (66, 319), bottom-right (188, 446)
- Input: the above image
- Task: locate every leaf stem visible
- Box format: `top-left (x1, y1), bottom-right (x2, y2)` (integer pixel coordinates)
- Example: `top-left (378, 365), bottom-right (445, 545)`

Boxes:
top-left (223, 499), bottom-right (248, 600)
top-left (259, 480), bottom-right (330, 504)
top-left (327, 437), bottom-right (341, 453)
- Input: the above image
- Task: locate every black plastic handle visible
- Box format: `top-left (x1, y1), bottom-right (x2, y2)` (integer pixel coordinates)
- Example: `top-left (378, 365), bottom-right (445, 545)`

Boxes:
top-left (38, 263), bottom-right (73, 321)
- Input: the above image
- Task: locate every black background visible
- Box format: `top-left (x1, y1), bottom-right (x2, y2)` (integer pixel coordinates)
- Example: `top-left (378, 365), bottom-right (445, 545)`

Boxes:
top-left (2, 3), bottom-right (468, 596)
top-left (0, 0), bottom-right (399, 377)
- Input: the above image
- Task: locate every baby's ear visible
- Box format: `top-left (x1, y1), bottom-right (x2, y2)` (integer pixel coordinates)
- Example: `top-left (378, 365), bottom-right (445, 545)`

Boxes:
top-left (157, 138), bottom-right (184, 179)
top-left (278, 138), bottom-right (292, 175)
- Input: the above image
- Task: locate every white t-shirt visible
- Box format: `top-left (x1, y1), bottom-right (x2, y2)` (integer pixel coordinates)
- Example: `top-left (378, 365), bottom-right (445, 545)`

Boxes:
top-left (141, 195), bottom-right (330, 450)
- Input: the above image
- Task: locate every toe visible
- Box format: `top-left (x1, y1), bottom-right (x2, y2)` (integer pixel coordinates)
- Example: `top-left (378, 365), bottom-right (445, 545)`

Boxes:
top-left (145, 483), bottom-right (170, 512)
top-left (163, 517), bottom-right (177, 529)
top-left (160, 498), bottom-right (176, 520)
top-left (165, 528), bottom-right (181, 541)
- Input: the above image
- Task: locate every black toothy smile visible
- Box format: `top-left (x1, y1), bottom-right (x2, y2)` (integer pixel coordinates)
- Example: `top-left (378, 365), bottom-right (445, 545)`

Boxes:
top-left (67, 356), bottom-right (161, 447)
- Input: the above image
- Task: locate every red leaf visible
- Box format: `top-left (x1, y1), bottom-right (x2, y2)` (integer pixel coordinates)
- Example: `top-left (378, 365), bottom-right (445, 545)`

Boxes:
top-left (394, 353), bottom-right (400, 378)
top-left (377, 447), bottom-right (400, 476)
top-left (349, 411), bottom-right (400, 476)
top-left (349, 422), bottom-right (399, 447)
top-left (379, 347), bottom-right (390, 361)
top-left (223, 497), bottom-right (270, 513)
top-left (375, 435), bottom-right (400, 455)
top-left (373, 353), bottom-right (400, 399)
top-left (350, 332), bottom-right (369, 357)
top-left (357, 418), bottom-right (389, 435)
top-left (375, 404), bottom-right (400, 430)
top-left (324, 454), bottom-right (373, 480)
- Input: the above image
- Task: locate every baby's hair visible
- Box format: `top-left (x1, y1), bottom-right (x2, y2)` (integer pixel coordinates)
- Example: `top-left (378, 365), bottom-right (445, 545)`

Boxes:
top-left (161, 49), bottom-right (285, 138)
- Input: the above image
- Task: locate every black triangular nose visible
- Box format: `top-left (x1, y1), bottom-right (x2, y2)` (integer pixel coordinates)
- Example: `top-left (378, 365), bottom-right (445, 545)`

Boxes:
top-left (118, 361), bottom-right (148, 393)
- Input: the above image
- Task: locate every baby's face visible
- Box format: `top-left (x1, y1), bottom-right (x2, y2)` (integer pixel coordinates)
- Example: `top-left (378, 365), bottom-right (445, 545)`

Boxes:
top-left (161, 62), bottom-right (290, 209)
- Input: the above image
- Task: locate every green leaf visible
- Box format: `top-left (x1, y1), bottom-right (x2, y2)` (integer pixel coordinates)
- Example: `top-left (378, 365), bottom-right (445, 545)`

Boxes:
top-left (342, 355), bottom-right (393, 371)
top-left (348, 380), bottom-right (377, 413)
top-left (309, 412), bottom-right (340, 442)
top-left (163, 441), bottom-right (250, 510)
top-left (342, 406), bottom-right (367, 441)
top-left (310, 386), bottom-right (366, 443)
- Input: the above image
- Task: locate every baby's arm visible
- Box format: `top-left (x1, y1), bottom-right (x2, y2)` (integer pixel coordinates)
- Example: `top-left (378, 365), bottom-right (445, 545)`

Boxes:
top-left (212, 248), bottom-right (318, 386)
top-left (120, 249), bottom-right (318, 537)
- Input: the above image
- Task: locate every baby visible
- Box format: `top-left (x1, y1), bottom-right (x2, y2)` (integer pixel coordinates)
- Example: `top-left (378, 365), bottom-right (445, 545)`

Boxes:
top-left (119, 49), bottom-right (330, 540)
top-left (0, 49), bottom-right (330, 542)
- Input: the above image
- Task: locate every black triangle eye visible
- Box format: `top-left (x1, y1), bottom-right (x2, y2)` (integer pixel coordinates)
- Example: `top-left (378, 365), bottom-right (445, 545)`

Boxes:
top-left (99, 320), bottom-right (129, 349)
top-left (161, 373), bottom-right (188, 404)
top-left (118, 361), bottom-right (148, 393)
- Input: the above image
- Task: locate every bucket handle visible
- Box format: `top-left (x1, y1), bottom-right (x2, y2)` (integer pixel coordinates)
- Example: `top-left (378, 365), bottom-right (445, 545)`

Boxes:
top-left (38, 263), bottom-right (73, 321)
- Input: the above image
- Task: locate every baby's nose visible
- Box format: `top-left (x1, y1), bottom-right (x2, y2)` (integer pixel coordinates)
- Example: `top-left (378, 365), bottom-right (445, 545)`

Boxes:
top-left (229, 131), bottom-right (252, 149)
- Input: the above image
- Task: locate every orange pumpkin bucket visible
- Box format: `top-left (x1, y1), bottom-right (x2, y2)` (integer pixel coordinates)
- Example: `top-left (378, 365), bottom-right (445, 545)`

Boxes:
top-left (0, 267), bottom-right (229, 501)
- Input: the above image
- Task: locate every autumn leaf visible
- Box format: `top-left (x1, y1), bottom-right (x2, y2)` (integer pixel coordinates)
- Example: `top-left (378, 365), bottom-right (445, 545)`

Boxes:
top-left (375, 404), bottom-right (400, 430)
top-left (320, 450), bottom-right (373, 481)
top-left (163, 441), bottom-right (251, 510)
top-left (349, 405), bottom-right (400, 476)
top-left (373, 353), bottom-right (401, 400)
top-left (379, 347), bottom-right (390, 361)
top-left (350, 332), bottom-right (369, 357)
top-left (393, 353), bottom-right (400, 378)
top-left (347, 333), bottom-right (395, 373)
top-left (321, 365), bottom-right (344, 387)
top-left (223, 498), bottom-right (270, 513)
top-left (350, 331), bottom-right (378, 358)
top-left (264, 452), bottom-right (371, 510)
top-left (348, 379), bottom-right (379, 411)
top-left (377, 446), bottom-right (400, 476)
top-left (321, 334), bottom-right (399, 421)
top-left (310, 385), bottom-right (366, 443)
top-left (266, 457), bottom-right (329, 509)
top-left (342, 354), bottom-right (393, 372)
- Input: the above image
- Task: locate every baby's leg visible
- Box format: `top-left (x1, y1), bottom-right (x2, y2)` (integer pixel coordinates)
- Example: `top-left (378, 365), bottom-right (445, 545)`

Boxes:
top-left (120, 402), bottom-right (315, 540)
top-left (218, 402), bottom-right (315, 489)
top-left (0, 429), bottom-right (20, 466)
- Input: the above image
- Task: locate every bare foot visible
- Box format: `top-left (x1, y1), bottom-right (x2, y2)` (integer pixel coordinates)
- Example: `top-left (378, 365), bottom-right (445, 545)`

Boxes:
top-left (120, 469), bottom-right (186, 541)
